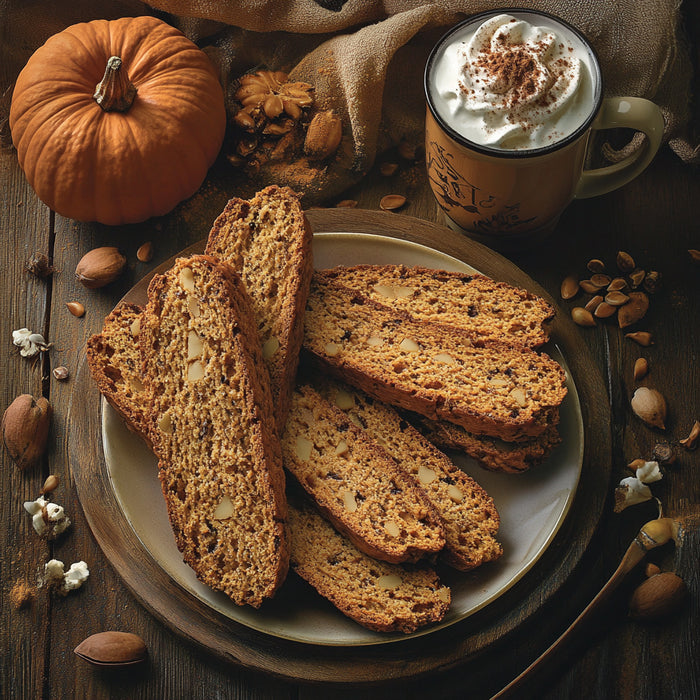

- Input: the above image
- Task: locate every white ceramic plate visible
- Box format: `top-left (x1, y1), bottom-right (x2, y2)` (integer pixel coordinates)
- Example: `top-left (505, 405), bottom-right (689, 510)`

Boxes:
top-left (102, 232), bottom-right (583, 646)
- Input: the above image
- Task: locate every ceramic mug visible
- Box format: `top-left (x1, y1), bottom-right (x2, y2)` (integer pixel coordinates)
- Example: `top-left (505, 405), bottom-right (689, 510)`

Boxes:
top-left (424, 9), bottom-right (664, 249)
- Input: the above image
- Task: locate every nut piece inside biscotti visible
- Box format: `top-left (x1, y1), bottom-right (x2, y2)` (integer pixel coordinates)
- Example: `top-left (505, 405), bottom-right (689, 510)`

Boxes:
top-left (289, 504), bottom-right (451, 633)
top-left (282, 385), bottom-right (445, 564)
top-left (86, 302), bottom-right (149, 443)
top-left (205, 185), bottom-right (313, 434)
top-left (140, 255), bottom-right (289, 608)
top-left (320, 265), bottom-right (554, 347)
top-left (303, 274), bottom-right (567, 442)
top-left (316, 379), bottom-right (503, 571)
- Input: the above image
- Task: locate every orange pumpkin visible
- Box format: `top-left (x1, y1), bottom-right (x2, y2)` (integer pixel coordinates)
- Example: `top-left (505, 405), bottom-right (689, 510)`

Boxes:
top-left (9, 16), bottom-right (226, 225)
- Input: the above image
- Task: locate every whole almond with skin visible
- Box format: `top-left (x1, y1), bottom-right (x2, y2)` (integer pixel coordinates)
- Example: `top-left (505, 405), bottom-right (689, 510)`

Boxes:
top-left (2, 394), bottom-right (51, 470)
top-left (75, 247), bottom-right (126, 289)
top-left (304, 110), bottom-right (342, 161)
top-left (74, 631), bottom-right (147, 667)
top-left (560, 275), bottom-right (579, 300)
top-left (628, 572), bottom-right (688, 622)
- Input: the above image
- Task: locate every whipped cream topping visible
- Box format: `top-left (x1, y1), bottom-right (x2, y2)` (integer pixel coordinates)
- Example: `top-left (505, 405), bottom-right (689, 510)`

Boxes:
top-left (430, 13), bottom-right (597, 150)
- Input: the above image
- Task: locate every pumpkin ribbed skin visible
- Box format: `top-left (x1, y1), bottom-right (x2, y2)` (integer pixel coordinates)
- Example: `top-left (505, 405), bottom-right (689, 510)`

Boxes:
top-left (10, 16), bottom-right (226, 225)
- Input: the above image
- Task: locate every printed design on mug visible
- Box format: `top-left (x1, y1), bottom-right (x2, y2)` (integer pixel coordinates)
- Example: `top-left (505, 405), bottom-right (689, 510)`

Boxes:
top-left (427, 140), bottom-right (535, 232)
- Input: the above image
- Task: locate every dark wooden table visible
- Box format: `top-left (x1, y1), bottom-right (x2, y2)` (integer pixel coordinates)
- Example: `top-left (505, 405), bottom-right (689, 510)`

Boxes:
top-left (2, 47), bottom-right (699, 700)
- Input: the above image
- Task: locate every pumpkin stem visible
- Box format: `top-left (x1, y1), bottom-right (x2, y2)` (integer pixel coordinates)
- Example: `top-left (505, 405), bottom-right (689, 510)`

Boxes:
top-left (93, 56), bottom-right (137, 112)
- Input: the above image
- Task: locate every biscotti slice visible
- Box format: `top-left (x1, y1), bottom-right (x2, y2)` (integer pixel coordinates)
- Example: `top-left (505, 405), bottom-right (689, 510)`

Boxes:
top-left (414, 413), bottom-right (562, 474)
top-left (317, 380), bottom-right (503, 571)
top-left (281, 385), bottom-right (446, 563)
top-left (289, 504), bottom-right (451, 633)
top-left (140, 255), bottom-right (288, 608)
top-left (303, 274), bottom-right (568, 441)
top-left (320, 265), bottom-right (554, 347)
top-left (205, 185), bottom-right (313, 434)
top-left (86, 302), bottom-right (150, 443)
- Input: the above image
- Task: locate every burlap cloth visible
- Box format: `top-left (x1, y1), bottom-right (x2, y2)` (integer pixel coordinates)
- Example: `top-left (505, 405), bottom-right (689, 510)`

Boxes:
top-left (2, 0), bottom-right (698, 203)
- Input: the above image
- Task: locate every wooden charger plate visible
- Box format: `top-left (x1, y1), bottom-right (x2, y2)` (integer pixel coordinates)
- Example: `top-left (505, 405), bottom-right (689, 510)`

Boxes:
top-left (69, 209), bottom-right (611, 682)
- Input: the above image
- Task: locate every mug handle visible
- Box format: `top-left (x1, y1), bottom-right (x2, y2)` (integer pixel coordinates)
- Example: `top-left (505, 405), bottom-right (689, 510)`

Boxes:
top-left (574, 97), bottom-right (665, 199)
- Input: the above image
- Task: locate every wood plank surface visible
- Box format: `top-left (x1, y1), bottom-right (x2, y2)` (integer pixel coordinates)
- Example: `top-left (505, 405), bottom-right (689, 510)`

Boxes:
top-left (2, 68), bottom-right (699, 700)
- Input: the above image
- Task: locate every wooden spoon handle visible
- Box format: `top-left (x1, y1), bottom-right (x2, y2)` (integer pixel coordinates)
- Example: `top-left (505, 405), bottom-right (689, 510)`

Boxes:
top-left (491, 540), bottom-right (647, 699)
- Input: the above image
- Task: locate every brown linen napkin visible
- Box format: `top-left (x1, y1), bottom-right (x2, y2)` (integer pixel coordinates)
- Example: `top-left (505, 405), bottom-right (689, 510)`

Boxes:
top-left (2, 0), bottom-right (697, 204)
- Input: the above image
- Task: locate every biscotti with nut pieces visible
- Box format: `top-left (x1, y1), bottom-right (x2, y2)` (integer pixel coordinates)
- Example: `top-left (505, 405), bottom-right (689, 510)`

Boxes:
top-left (320, 265), bottom-right (554, 348)
top-left (282, 385), bottom-right (446, 563)
top-left (205, 185), bottom-right (313, 434)
top-left (316, 379), bottom-right (503, 571)
top-left (140, 255), bottom-right (289, 608)
top-left (87, 302), bottom-right (150, 444)
top-left (414, 412), bottom-right (562, 474)
top-left (289, 503), bottom-right (451, 633)
top-left (303, 274), bottom-right (568, 441)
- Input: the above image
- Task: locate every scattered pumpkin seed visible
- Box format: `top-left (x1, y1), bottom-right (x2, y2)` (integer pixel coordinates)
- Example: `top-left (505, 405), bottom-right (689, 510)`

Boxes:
top-left (633, 357), bottom-right (649, 381)
top-left (587, 258), bottom-right (606, 273)
top-left (585, 294), bottom-right (604, 312)
top-left (136, 241), bottom-right (153, 263)
top-left (616, 250), bottom-right (635, 272)
top-left (572, 307), bottom-right (596, 327)
top-left (380, 194), bottom-right (407, 211)
top-left (594, 301), bottom-right (617, 318)
top-left (560, 275), bottom-right (579, 300)
top-left (607, 277), bottom-right (628, 292)
top-left (605, 290), bottom-right (630, 306)
top-left (629, 268), bottom-right (646, 288)
top-left (580, 280), bottom-right (601, 294)
top-left (590, 273), bottom-right (612, 288)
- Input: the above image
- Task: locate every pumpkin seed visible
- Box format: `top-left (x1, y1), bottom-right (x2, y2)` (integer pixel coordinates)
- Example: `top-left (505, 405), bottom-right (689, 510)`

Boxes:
top-left (616, 250), bottom-right (635, 272)
top-left (587, 258), bottom-right (606, 273)
top-left (594, 301), bottom-right (617, 318)
top-left (625, 331), bottom-right (654, 346)
top-left (629, 268), bottom-right (646, 288)
top-left (572, 307), bottom-right (596, 327)
top-left (585, 294), bottom-right (604, 312)
top-left (605, 290), bottom-right (630, 306)
top-left (560, 275), bottom-right (579, 300)
top-left (379, 194), bottom-right (407, 211)
top-left (590, 273), bottom-right (612, 288)
top-left (633, 357), bottom-right (649, 380)
top-left (580, 280), bottom-right (600, 294)
top-left (607, 277), bottom-right (628, 292)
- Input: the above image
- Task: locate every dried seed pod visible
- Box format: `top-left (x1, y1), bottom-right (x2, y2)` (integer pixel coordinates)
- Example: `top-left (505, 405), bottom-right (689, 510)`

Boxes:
top-left (66, 302), bottom-right (85, 318)
top-left (594, 302), bottom-right (617, 318)
top-left (631, 387), bottom-right (667, 429)
top-left (679, 420), bottom-right (700, 450)
top-left (618, 292), bottom-right (649, 328)
top-left (560, 275), bottom-right (579, 300)
top-left (585, 295), bottom-right (604, 312)
top-left (52, 366), bottom-right (69, 381)
top-left (633, 357), bottom-right (649, 380)
top-left (571, 307), bottom-right (596, 327)
top-left (26, 252), bottom-right (54, 278)
top-left (1, 394), bottom-right (52, 470)
top-left (586, 258), bottom-right (605, 273)
top-left (628, 572), bottom-right (688, 622)
top-left (617, 250), bottom-right (635, 272)
top-left (643, 270), bottom-right (661, 294)
top-left (629, 268), bottom-right (646, 288)
top-left (379, 194), bottom-right (407, 211)
top-left (136, 242), bottom-right (153, 263)
top-left (75, 247), bottom-right (126, 289)
top-left (625, 331), bottom-right (654, 346)
top-left (651, 441), bottom-right (676, 465)
top-left (74, 631), bottom-right (147, 668)
top-left (605, 291), bottom-right (629, 306)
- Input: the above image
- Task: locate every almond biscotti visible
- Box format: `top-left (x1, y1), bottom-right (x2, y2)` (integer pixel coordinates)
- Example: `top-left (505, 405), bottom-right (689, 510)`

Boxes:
top-left (289, 504), bottom-right (451, 633)
top-left (316, 380), bottom-right (503, 571)
top-left (303, 274), bottom-right (568, 442)
top-left (205, 185), bottom-right (313, 434)
top-left (86, 303), bottom-right (150, 444)
top-left (282, 385), bottom-right (446, 564)
top-left (320, 265), bottom-right (554, 347)
top-left (140, 255), bottom-right (289, 608)
top-left (413, 413), bottom-right (562, 474)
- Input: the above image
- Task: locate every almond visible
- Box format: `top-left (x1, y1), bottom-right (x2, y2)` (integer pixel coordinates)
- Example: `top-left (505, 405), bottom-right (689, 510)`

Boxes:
top-left (74, 631), bottom-right (147, 667)
top-left (628, 572), bottom-right (688, 622)
top-left (304, 110), bottom-right (342, 161)
top-left (2, 394), bottom-right (51, 470)
top-left (75, 247), bottom-right (126, 289)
